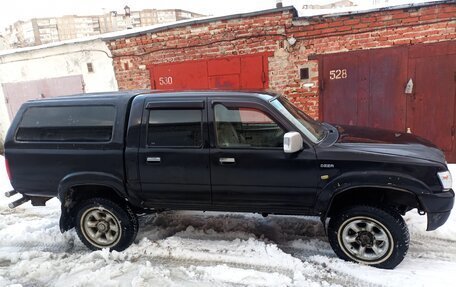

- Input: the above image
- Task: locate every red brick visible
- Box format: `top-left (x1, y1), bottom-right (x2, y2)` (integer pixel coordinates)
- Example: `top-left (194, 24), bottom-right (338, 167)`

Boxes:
top-left (306, 30), bottom-right (323, 36)
top-left (327, 21), bottom-right (343, 28)
top-left (393, 39), bottom-right (412, 45)
top-left (312, 23), bottom-right (329, 30)
top-left (419, 14), bottom-right (438, 21)
top-left (442, 6), bottom-right (456, 13)
top-left (352, 23), bottom-right (370, 29)
top-left (322, 27), bottom-right (339, 34)
top-left (401, 17), bottom-right (420, 23)
top-left (336, 26), bottom-right (352, 32)
top-left (391, 13), bottom-right (408, 20)
top-left (360, 17), bottom-right (377, 23)
top-left (344, 19), bottom-right (360, 25)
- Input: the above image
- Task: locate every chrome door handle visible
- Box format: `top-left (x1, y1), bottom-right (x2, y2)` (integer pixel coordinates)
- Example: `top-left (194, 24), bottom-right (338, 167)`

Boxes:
top-left (146, 157), bottom-right (161, 163)
top-left (219, 157), bottom-right (235, 164)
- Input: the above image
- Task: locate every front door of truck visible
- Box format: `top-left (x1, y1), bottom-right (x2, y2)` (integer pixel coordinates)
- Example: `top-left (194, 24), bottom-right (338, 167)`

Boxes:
top-left (209, 98), bottom-right (318, 212)
top-left (138, 97), bottom-right (211, 207)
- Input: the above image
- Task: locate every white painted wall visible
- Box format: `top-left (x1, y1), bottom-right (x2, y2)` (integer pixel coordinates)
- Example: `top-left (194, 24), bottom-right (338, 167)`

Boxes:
top-left (0, 39), bottom-right (118, 151)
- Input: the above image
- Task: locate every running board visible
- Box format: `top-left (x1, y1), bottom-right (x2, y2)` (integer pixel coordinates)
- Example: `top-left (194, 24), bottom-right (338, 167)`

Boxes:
top-left (8, 196), bottom-right (30, 209)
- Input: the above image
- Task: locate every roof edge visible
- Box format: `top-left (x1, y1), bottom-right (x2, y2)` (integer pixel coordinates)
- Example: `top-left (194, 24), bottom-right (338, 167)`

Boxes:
top-left (102, 6), bottom-right (298, 41)
top-left (296, 0), bottom-right (454, 20)
top-left (0, 36), bottom-right (102, 57)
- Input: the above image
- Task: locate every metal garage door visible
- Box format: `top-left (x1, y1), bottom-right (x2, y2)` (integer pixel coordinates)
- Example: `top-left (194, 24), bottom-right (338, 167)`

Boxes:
top-left (2, 75), bottom-right (84, 119)
top-left (319, 47), bottom-right (408, 130)
top-left (407, 42), bottom-right (456, 161)
top-left (318, 41), bottom-right (456, 161)
top-left (147, 53), bottom-right (270, 91)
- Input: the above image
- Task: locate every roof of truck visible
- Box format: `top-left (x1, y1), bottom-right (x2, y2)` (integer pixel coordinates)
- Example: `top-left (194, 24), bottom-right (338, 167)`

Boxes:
top-left (26, 90), bottom-right (278, 104)
top-left (26, 90), bottom-right (148, 103)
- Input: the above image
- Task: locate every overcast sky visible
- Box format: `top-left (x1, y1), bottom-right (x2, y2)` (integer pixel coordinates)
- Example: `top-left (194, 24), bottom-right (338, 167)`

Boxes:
top-left (0, 0), bottom-right (441, 30)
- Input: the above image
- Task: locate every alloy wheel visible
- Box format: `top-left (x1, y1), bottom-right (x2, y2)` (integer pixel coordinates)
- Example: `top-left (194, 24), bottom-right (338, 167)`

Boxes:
top-left (338, 216), bottom-right (393, 264)
top-left (80, 207), bottom-right (122, 248)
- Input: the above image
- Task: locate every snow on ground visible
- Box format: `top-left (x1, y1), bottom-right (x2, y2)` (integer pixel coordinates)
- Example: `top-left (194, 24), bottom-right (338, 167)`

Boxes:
top-left (0, 155), bottom-right (455, 286)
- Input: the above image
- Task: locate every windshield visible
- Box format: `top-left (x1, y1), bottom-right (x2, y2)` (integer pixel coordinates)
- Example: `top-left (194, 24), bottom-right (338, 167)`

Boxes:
top-left (270, 96), bottom-right (326, 143)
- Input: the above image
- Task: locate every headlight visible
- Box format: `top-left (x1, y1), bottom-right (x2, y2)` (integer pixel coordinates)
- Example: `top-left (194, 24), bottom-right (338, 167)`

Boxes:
top-left (438, 171), bottom-right (453, 191)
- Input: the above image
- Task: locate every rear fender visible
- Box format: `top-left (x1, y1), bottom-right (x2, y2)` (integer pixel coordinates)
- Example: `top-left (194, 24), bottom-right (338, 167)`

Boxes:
top-left (57, 172), bottom-right (127, 203)
top-left (57, 172), bottom-right (127, 233)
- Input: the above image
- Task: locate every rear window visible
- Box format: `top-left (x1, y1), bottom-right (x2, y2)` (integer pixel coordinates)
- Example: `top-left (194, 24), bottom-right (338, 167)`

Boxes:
top-left (16, 106), bottom-right (116, 142)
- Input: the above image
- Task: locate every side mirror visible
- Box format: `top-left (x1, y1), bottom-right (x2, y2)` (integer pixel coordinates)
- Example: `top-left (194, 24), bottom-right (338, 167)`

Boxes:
top-left (283, 132), bottom-right (303, 153)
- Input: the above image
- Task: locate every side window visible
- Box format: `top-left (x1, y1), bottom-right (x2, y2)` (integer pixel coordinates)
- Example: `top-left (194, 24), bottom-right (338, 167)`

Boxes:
top-left (214, 104), bottom-right (285, 148)
top-left (16, 106), bottom-right (116, 142)
top-left (147, 109), bottom-right (202, 147)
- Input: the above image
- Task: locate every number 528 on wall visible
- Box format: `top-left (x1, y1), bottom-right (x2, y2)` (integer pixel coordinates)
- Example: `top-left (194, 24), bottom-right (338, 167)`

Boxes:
top-left (329, 69), bottom-right (348, 80)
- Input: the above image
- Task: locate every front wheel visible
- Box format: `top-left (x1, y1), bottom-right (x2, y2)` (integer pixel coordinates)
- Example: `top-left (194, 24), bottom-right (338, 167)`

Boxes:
top-left (328, 205), bottom-right (409, 269)
top-left (75, 198), bottom-right (138, 251)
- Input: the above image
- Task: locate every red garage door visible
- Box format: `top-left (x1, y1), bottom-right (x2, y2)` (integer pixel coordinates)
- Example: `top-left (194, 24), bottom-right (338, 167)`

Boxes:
top-left (319, 47), bottom-right (408, 131)
top-left (148, 53), bottom-right (270, 91)
top-left (407, 42), bottom-right (456, 160)
top-left (318, 41), bottom-right (456, 161)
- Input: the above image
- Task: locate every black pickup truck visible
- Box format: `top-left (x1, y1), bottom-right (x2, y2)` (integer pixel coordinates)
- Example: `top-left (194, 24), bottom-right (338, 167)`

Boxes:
top-left (4, 90), bottom-right (454, 269)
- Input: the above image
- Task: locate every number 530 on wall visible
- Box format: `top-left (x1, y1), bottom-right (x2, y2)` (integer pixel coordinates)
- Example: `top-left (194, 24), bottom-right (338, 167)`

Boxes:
top-left (329, 69), bottom-right (348, 80)
top-left (159, 76), bottom-right (173, 85)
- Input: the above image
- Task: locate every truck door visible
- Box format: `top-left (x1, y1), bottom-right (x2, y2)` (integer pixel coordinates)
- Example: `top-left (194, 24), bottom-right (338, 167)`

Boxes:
top-left (137, 97), bottom-right (211, 207)
top-left (208, 98), bottom-right (318, 212)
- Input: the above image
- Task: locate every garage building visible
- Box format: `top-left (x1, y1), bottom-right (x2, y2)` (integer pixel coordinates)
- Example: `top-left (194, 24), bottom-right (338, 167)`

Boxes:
top-left (0, 38), bottom-right (119, 153)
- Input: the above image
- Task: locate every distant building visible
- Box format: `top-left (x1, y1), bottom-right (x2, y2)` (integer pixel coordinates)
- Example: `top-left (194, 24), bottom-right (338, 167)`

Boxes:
top-left (1, 8), bottom-right (205, 49)
top-left (302, 0), bottom-right (391, 10)
top-left (57, 15), bottom-right (101, 41)
top-left (302, 0), bottom-right (356, 10)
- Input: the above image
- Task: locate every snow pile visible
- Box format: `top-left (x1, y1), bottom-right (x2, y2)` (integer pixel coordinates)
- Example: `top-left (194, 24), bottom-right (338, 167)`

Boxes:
top-left (0, 155), bottom-right (455, 286)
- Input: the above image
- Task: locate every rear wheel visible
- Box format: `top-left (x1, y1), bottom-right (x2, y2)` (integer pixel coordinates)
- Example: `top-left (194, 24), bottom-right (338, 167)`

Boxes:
top-left (75, 198), bottom-right (138, 251)
top-left (328, 205), bottom-right (409, 269)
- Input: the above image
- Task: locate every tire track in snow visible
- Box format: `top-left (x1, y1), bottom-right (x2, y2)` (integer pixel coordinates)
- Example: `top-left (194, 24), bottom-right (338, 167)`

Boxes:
top-left (408, 235), bottom-right (456, 261)
top-left (135, 212), bottom-right (383, 287)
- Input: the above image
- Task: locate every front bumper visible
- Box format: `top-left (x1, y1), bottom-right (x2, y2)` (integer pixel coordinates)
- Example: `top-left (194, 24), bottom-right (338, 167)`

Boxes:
top-left (418, 189), bottom-right (454, 231)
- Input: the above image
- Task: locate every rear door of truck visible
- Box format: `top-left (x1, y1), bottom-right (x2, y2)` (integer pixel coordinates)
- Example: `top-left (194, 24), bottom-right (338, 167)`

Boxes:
top-left (135, 96), bottom-right (211, 207)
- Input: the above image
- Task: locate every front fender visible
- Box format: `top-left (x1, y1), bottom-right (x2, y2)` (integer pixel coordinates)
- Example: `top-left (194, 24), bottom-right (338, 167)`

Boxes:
top-left (315, 171), bottom-right (430, 215)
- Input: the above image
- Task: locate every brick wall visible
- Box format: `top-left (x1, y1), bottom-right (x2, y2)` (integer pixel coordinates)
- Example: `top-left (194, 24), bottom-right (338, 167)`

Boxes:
top-left (108, 11), bottom-right (294, 91)
top-left (107, 3), bottom-right (455, 118)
